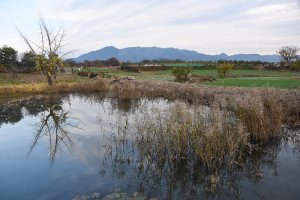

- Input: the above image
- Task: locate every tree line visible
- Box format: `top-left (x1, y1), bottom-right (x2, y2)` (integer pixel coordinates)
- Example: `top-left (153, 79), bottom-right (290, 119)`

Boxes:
top-left (2, 44), bottom-right (299, 74)
top-left (64, 57), bottom-right (121, 68)
top-left (0, 46), bottom-right (36, 73)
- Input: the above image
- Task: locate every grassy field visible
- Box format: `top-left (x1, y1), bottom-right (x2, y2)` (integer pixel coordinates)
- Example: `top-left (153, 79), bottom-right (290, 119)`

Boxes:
top-left (75, 67), bottom-right (300, 89)
top-left (82, 67), bottom-right (299, 76)
top-left (205, 77), bottom-right (300, 89)
top-left (1, 68), bottom-right (299, 89)
top-left (0, 73), bottom-right (87, 85)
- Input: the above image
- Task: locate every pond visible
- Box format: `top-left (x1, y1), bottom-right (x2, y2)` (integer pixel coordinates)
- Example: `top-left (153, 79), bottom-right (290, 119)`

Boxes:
top-left (0, 94), bottom-right (299, 200)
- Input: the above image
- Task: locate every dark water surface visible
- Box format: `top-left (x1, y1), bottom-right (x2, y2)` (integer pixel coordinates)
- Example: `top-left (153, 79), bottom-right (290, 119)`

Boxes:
top-left (0, 94), bottom-right (299, 200)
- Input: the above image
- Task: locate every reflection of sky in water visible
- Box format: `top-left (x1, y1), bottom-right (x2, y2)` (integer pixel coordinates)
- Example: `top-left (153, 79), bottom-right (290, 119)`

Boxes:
top-left (0, 95), bottom-right (299, 200)
top-left (0, 95), bottom-right (171, 200)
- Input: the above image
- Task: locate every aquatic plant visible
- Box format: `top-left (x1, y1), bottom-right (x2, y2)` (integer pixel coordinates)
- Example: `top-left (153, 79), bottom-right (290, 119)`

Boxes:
top-left (100, 98), bottom-right (297, 199)
top-left (134, 103), bottom-right (247, 173)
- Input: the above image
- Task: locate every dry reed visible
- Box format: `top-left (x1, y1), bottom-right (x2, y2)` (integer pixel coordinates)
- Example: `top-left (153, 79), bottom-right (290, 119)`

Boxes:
top-left (0, 79), bottom-right (110, 100)
top-left (111, 80), bottom-right (299, 131)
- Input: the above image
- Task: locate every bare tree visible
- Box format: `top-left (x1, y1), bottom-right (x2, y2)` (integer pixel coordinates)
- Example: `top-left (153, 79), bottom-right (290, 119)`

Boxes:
top-left (277, 46), bottom-right (299, 66)
top-left (18, 17), bottom-right (70, 85)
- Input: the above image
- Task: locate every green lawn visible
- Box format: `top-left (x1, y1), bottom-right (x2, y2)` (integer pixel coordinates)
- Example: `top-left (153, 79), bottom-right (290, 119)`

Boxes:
top-left (204, 77), bottom-right (300, 89)
top-left (145, 69), bottom-right (300, 88)
top-left (70, 67), bottom-right (300, 89)
top-left (78, 67), bottom-right (299, 77)
top-left (192, 69), bottom-right (299, 77)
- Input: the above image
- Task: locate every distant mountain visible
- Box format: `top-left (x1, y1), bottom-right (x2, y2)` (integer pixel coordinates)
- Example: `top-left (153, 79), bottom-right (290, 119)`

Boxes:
top-left (72, 46), bottom-right (280, 62)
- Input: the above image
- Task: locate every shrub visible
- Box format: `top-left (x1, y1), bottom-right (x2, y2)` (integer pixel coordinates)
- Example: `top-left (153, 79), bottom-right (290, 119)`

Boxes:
top-left (217, 63), bottom-right (233, 77)
top-left (0, 64), bottom-right (5, 73)
top-left (172, 67), bottom-right (192, 82)
top-left (291, 60), bottom-right (300, 70)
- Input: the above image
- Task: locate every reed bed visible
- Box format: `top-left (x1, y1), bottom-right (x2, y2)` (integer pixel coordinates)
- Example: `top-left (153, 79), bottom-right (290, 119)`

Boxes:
top-left (109, 81), bottom-right (299, 173)
top-left (1, 78), bottom-right (299, 129)
top-left (0, 79), bottom-right (110, 99)
top-left (1, 78), bottom-right (299, 130)
top-left (133, 94), bottom-right (285, 173)
top-left (134, 103), bottom-right (247, 173)
top-left (111, 80), bottom-right (299, 129)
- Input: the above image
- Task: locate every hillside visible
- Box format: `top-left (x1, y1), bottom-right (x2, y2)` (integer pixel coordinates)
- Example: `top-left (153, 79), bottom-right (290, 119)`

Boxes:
top-left (72, 46), bottom-right (280, 62)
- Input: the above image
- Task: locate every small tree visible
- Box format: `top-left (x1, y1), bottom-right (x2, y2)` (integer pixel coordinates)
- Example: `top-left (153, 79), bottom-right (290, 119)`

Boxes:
top-left (20, 51), bottom-right (36, 69)
top-left (278, 46), bottom-right (299, 66)
top-left (18, 17), bottom-right (68, 85)
top-left (217, 63), bottom-right (233, 77)
top-left (106, 57), bottom-right (121, 66)
top-left (172, 67), bottom-right (192, 82)
top-left (0, 46), bottom-right (18, 74)
top-left (291, 60), bottom-right (300, 70)
top-left (0, 64), bottom-right (5, 73)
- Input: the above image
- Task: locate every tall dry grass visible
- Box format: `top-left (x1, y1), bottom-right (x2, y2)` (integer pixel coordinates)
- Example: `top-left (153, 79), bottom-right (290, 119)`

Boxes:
top-left (110, 80), bottom-right (298, 173)
top-left (0, 79), bottom-right (110, 100)
top-left (229, 90), bottom-right (283, 142)
top-left (133, 93), bottom-right (286, 173)
top-left (134, 103), bottom-right (239, 173)
top-left (112, 80), bottom-right (299, 131)
top-left (1, 78), bottom-right (299, 132)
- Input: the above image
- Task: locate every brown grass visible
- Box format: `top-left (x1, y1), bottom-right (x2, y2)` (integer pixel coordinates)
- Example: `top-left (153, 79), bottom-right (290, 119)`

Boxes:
top-left (0, 79), bottom-right (110, 100)
top-left (111, 80), bottom-right (299, 138)
top-left (132, 89), bottom-right (294, 173)
top-left (1, 77), bottom-right (299, 131)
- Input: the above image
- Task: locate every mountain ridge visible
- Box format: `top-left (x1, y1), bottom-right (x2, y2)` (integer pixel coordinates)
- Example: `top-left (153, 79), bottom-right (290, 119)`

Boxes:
top-left (72, 46), bottom-right (280, 62)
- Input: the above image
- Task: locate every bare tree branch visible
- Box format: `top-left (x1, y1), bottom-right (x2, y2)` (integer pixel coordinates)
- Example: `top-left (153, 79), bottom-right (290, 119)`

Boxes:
top-left (18, 16), bottom-right (71, 85)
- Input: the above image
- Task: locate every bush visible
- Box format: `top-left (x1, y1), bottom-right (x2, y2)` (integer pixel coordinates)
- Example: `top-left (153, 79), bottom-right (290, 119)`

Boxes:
top-left (0, 64), bottom-right (5, 73)
top-left (291, 60), bottom-right (300, 70)
top-left (172, 67), bottom-right (192, 82)
top-left (217, 63), bottom-right (233, 77)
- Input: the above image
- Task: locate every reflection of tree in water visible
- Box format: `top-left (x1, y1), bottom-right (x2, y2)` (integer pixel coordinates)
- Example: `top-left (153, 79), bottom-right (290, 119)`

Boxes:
top-left (110, 98), bottom-right (141, 113)
top-left (28, 99), bottom-right (79, 165)
top-left (0, 97), bottom-right (78, 165)
top-left (0, 97), bottom-right (68, 127)
top-left (0, 103), bottom-right (23, 126)
top-left (100, 115), bottom-right (293, 200)
top-left (284, 128), bottom-right (300, 153)
top-left (73, 93), bottom-right (107, 105)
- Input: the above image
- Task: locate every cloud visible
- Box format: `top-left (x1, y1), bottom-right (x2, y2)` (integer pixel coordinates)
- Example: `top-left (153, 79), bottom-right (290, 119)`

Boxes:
top-left (1, 0), bottom-right (299, 56)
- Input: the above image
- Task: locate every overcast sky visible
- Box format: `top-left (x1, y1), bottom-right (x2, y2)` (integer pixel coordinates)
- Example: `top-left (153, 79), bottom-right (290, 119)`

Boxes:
top-left (0, 0), bottom-right (299, 57)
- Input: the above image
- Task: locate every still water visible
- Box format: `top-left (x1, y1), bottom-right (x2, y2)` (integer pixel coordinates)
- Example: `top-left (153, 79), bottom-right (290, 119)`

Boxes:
top-left (0, 94), bottom-right (299, 200)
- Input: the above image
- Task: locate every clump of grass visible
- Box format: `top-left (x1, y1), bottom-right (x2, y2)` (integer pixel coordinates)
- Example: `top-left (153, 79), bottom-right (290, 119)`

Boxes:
top-left (132, 88), bottom-right (292, 173)
top-left (234, 90), bottom-right (283, 143)
top-left (282, 93), bottom-right (300, 129)
top-left (111, 80), bottom-right (216, 105)
top-left (111, 80), bottom-right (299, 131)
top-left (135, 103), bottom-right (247, 173)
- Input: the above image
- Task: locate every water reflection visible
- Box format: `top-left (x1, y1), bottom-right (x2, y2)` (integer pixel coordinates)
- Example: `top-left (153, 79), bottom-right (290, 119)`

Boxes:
top-left (0, 95), bottom-right (300, 200)
top-left (0, 103), bottom-right (24, 126)
top-left (28, 100), bottom-right (79, 165)
top-left (110, 98), bottom-right (142, 113)
top-left (0, 96), bottom-right (80, 165)
top-left (0, 97), bottom-right (65, 126)
top-left (102, 129), bottom-right (295, 199)
top-left (100, 104), bottom-right (299, 200)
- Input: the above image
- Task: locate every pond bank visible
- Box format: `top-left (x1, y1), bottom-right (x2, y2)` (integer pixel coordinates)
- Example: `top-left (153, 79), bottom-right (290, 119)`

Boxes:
top-left (1, 79), bottom-right (299, 128)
